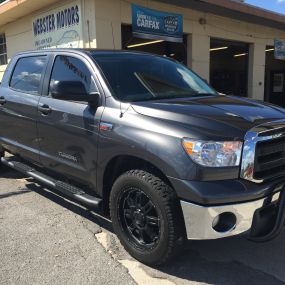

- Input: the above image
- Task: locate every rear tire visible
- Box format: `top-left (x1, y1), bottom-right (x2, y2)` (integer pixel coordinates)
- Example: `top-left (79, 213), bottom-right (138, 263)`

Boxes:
top-left (110, 170), bottom-right (185, 266)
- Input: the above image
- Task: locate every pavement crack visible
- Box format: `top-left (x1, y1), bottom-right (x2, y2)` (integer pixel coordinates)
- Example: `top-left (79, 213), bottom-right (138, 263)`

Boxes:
top-left (119, 260), bottom-right (176, 285)
top-left (94, 231), bottom-right (138, 284)
top-left (95, 231), bottom-right (175, 285)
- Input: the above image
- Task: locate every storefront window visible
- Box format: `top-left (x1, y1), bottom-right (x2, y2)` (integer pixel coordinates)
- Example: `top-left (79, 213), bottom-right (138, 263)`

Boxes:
top-left (0, 34), bottom-right (7, 65)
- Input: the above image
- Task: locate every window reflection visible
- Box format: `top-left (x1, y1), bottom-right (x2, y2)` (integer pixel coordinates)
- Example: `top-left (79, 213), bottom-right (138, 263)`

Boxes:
top-left (10, 56), bottom-right (46, 94)
top-left (49, 55), bottom-right (97, 98)
top-left (92, 53), bottom-right (216, 102)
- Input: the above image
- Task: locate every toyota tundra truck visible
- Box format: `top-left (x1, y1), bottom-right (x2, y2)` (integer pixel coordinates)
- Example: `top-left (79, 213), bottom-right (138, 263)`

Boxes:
top-left (1, 49), bottom-right (285, 265)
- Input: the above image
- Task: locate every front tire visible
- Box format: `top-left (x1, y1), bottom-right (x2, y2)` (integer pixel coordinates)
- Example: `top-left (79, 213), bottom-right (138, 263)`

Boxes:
top-left (110, 170), bottom-right (185, 265)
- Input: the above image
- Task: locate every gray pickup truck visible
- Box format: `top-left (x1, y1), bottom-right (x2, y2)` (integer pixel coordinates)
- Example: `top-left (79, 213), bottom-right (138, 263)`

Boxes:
top-left (1, 49), bottom-right (285, 265)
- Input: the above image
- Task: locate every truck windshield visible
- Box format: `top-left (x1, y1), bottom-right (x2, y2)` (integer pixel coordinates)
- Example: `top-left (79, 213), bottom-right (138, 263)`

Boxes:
top-left (92, 52), bottom-right (217, 102)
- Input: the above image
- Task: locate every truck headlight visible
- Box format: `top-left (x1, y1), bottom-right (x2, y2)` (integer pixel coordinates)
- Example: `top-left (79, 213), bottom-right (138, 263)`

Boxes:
top-left (182, 139), bottom-right (242, 167)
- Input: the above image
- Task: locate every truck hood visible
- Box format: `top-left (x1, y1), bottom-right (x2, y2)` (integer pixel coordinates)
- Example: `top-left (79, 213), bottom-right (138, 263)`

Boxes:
top-left (131, 95), bottom-right (285, 138)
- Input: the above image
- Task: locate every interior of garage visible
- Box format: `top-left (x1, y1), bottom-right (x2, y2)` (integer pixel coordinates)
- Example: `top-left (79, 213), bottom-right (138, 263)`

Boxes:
top-left (210, 38), bottom-right (249, 97)
top-left (265, 46), bottom-right (285, 107)
top-left (121, 24), bottom-right (187, 65)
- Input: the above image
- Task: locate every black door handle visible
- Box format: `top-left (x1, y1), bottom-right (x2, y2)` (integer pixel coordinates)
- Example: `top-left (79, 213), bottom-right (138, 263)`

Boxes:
top-left (38, 104), bottom-right (52, 115)
top-left (0, 96), bottom-right (6, 105)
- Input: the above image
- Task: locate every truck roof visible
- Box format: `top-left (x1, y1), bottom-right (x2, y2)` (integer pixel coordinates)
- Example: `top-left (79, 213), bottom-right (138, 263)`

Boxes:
top-left (13, 48), bottom-right (152, 57)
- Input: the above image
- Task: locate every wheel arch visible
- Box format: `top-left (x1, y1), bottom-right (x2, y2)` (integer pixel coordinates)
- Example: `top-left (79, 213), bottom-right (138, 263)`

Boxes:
top-left (100, 155), bottom-right (174, 214)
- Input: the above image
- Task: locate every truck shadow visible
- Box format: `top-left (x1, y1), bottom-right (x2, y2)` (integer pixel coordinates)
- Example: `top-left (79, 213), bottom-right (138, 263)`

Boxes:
top-left (22, 179), bottom-right (285, 285)
top-left (0, 169), bottom-right (26, 179)
top-left (155, 238), bottom-right (285, 285)
top-left (24, 181), bottom-right (113, 233)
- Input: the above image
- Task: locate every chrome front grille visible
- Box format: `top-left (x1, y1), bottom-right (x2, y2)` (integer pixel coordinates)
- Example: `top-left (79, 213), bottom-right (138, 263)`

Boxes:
top-left (241, 120), bottom-right (285, 183)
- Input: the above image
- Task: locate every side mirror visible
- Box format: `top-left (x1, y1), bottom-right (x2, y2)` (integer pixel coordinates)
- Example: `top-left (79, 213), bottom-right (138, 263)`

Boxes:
top-left (88, 91), bottom-right (100, 108)
top-left (50, 81), bottom-right (88, 102)
top-left (50, 81), bottom-right (100, 108)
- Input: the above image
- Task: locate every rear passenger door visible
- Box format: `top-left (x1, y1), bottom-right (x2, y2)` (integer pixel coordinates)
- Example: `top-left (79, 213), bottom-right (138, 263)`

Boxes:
top-left (37, 53), bottom-right (104, 188)
top-left (0, 55), bottom-right (47, 163)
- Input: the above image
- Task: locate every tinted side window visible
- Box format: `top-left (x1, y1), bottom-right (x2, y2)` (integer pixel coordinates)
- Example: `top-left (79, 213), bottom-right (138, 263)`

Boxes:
top-left (49, 56), bottom-right (97, 100)
top-left (10, 56), bottom-right (46, 94)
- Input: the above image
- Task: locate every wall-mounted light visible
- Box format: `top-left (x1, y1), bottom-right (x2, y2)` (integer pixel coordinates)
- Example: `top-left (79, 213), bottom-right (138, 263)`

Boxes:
top-left (199, 18), bottom-right (207, 25)
top-left (265, 48), bottom-right (274, 52)
top-left (234, 53), bottom-right (248, 58)
top-left (210, 46), bottom-right (228, 52)
top-left (127, 40), bottom-right (164, 48)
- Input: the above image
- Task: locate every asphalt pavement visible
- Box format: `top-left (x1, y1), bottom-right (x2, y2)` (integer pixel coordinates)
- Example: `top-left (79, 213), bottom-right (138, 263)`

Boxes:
top-left (1, 168), bottom-right (285, 285)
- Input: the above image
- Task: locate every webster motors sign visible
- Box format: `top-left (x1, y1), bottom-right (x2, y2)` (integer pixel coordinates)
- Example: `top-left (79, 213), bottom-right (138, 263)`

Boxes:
top-left (132, 5), bottom-right (183, 43)
top-left (32, 1), bottom-right (83, 50)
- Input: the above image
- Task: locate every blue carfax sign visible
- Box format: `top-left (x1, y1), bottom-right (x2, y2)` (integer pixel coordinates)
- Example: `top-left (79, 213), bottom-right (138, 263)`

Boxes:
top-left (132, 5), bottom-right (183, 43)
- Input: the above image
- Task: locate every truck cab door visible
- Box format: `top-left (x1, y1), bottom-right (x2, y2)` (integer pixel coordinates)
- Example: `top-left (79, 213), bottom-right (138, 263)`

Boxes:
top-left (0, 55), bottom-right (48, 163)
top-left (37, 54), bottom-right (104, 189)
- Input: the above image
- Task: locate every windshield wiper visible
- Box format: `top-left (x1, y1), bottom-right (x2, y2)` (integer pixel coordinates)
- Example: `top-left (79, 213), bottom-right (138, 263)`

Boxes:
top-left (122, 92), bottom-right (217, 103)
top-left (139, 93), bottom-right (214, 101)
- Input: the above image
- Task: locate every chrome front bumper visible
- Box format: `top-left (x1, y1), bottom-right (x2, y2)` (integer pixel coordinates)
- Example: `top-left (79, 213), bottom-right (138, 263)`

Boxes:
top-left (181, 192), bottom-right (280, 240)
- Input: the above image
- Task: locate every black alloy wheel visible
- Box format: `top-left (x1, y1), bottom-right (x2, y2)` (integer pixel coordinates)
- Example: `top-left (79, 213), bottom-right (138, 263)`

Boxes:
top-left (119, 187), bottom-right (160, 248)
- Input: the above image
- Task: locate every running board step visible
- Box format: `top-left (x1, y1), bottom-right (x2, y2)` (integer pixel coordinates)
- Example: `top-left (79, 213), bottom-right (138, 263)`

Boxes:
top-left (1, 157), bottom-right (102, 208)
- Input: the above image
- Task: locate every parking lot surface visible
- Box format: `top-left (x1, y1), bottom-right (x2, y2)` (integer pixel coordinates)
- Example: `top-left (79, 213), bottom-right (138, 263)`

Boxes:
top-left (1, 169), bottom-right (285, 285)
